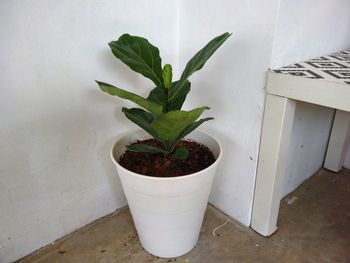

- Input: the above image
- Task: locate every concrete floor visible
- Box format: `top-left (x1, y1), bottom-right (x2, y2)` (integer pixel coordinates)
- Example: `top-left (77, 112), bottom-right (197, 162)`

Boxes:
top-left (17, 168), bottom-right (350, 263)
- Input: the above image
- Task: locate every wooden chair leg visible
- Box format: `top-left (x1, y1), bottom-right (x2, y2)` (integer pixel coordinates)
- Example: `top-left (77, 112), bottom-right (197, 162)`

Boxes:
top-left (251, 94), bottom-right (296, 236)
top-left (324, 110), bottom-right (350, 172)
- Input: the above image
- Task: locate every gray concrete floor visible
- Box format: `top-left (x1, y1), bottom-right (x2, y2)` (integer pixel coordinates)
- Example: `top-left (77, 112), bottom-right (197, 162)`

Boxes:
top-left (17, 168), bottom-right (350, 263)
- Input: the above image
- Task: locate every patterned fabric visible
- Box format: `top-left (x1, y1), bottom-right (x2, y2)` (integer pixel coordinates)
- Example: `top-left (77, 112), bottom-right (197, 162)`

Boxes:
top-left (274, 50), bottom-right (350, 85)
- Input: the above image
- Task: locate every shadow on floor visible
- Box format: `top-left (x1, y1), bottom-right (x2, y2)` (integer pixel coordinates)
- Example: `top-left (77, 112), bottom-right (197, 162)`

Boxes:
top-left (17, 168), bottom-right (350, 263)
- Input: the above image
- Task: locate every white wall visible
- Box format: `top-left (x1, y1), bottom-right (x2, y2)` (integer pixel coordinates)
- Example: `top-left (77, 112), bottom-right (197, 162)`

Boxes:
top-left (271, 0), bottom-right (350, 68)
top-left (270, 0), bottom-right (350, 197)
top-left (177, 0), bottom-right (280, 225)
top-left (0, 1), bottom-right (179, 262)
top-left (282, 103), bottom-right (334, 195)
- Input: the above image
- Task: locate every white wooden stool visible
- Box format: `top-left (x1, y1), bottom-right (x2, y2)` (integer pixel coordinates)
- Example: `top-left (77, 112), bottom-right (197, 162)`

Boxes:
top-left (251, 50), bottom-right (350, 236)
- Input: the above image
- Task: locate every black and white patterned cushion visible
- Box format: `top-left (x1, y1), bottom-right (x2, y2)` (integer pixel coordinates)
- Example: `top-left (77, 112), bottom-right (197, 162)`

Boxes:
top-left (273, 50), bottom-right (350, 85)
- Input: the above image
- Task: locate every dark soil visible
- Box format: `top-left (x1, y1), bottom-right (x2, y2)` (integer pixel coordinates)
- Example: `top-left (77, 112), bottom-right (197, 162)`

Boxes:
top-left (119, 139), bottom-right (216, 177)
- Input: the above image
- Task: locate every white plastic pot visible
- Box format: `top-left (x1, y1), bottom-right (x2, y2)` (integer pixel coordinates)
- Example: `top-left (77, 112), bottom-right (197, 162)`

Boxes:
top-left (111, 130), bottom-right (222, 258)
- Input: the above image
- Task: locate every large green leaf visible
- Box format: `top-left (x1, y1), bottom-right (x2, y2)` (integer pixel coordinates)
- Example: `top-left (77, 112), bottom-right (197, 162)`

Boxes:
top-left (109, 34), bottom-right (164, 87)
top-left (147, 80), bottom-right (191, 112)
top-left (173, 117), bottom-right (214, 146)
top-left (180, 32), bottom-right (231, 80)
top-left (169, 32), bottom-right (231, 102)
top-left (122, 107), bottom-right (155, 122)
top-left (168, 80), bottom-right (191, 111)
top-left (96, 81), bottom-right (163, 116)
top-left (122, 108), bottom-right (160, 141)
top-left (150, 106), bottom-right (209, 145)
top-left (147, 87), bottom-right (166, 106)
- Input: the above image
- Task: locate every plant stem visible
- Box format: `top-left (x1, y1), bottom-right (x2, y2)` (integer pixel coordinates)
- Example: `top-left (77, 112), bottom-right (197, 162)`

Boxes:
top-left (163, 87), bottom-right (169, 112)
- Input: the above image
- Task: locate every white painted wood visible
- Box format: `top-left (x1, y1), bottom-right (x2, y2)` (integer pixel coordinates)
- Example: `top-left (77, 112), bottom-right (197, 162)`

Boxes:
top-left (253, 61), bottom-right (350, 236)
top-left (266, 72), bottom-right (350, 111)
top-left (251, 94), bottom-right (296, 236)
top-left (324, 110), bottom-right (350, 172)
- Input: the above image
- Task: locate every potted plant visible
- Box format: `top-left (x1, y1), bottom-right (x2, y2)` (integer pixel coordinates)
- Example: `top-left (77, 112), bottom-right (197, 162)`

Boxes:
top-left (96, 32), bottom-right (231, 258)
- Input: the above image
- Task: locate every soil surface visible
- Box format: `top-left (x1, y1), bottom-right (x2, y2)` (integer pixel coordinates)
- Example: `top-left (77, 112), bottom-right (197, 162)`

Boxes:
top-left (119, 139), bottom-right (216, 177)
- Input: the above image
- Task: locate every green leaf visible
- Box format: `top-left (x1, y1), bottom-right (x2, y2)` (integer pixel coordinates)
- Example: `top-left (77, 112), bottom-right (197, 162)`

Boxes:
top-left (96, 81), bottom-right (163, 116)
top-left (122, 108), bottom-right (161, 141)
top-left (180, 32), bottom-right (231, 80)
top-left (162, 64), bottom-right (172, 89)
top-left (109, 34), bottom-right (164, 87)
top-left (147, 80), bottom-right (191, 111)
top-left (150, 106), bottom-right (210, 149)
top-left (171, 147), bottom-right (189, 160)
top-left (122, 107), bottom-right (155, 122)
top-left (147, 87), bottom-right (166, 106)
top-left (173, 117), bottom-right (214, 146)
top-left (126, 144), bottom-right (167, 154)
top-left (169, 32), bottom-right (231, 102)
top-left (168, 80), bottom-right (191, 111)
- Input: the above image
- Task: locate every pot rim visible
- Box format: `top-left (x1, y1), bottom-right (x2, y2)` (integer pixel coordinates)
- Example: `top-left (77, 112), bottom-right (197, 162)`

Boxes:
top-left (110, 128), bottom-right (222, 181)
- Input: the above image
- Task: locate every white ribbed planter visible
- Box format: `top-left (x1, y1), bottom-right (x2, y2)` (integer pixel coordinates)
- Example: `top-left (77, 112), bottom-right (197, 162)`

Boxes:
top-left (111, 130), bottom-right (222, 258)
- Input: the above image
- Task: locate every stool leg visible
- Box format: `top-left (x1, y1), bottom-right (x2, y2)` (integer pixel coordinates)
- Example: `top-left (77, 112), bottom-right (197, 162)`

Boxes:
top-left (251, 94), bottom-right (296, 236)
top-left (324, 110), bottom-right (350, 172)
